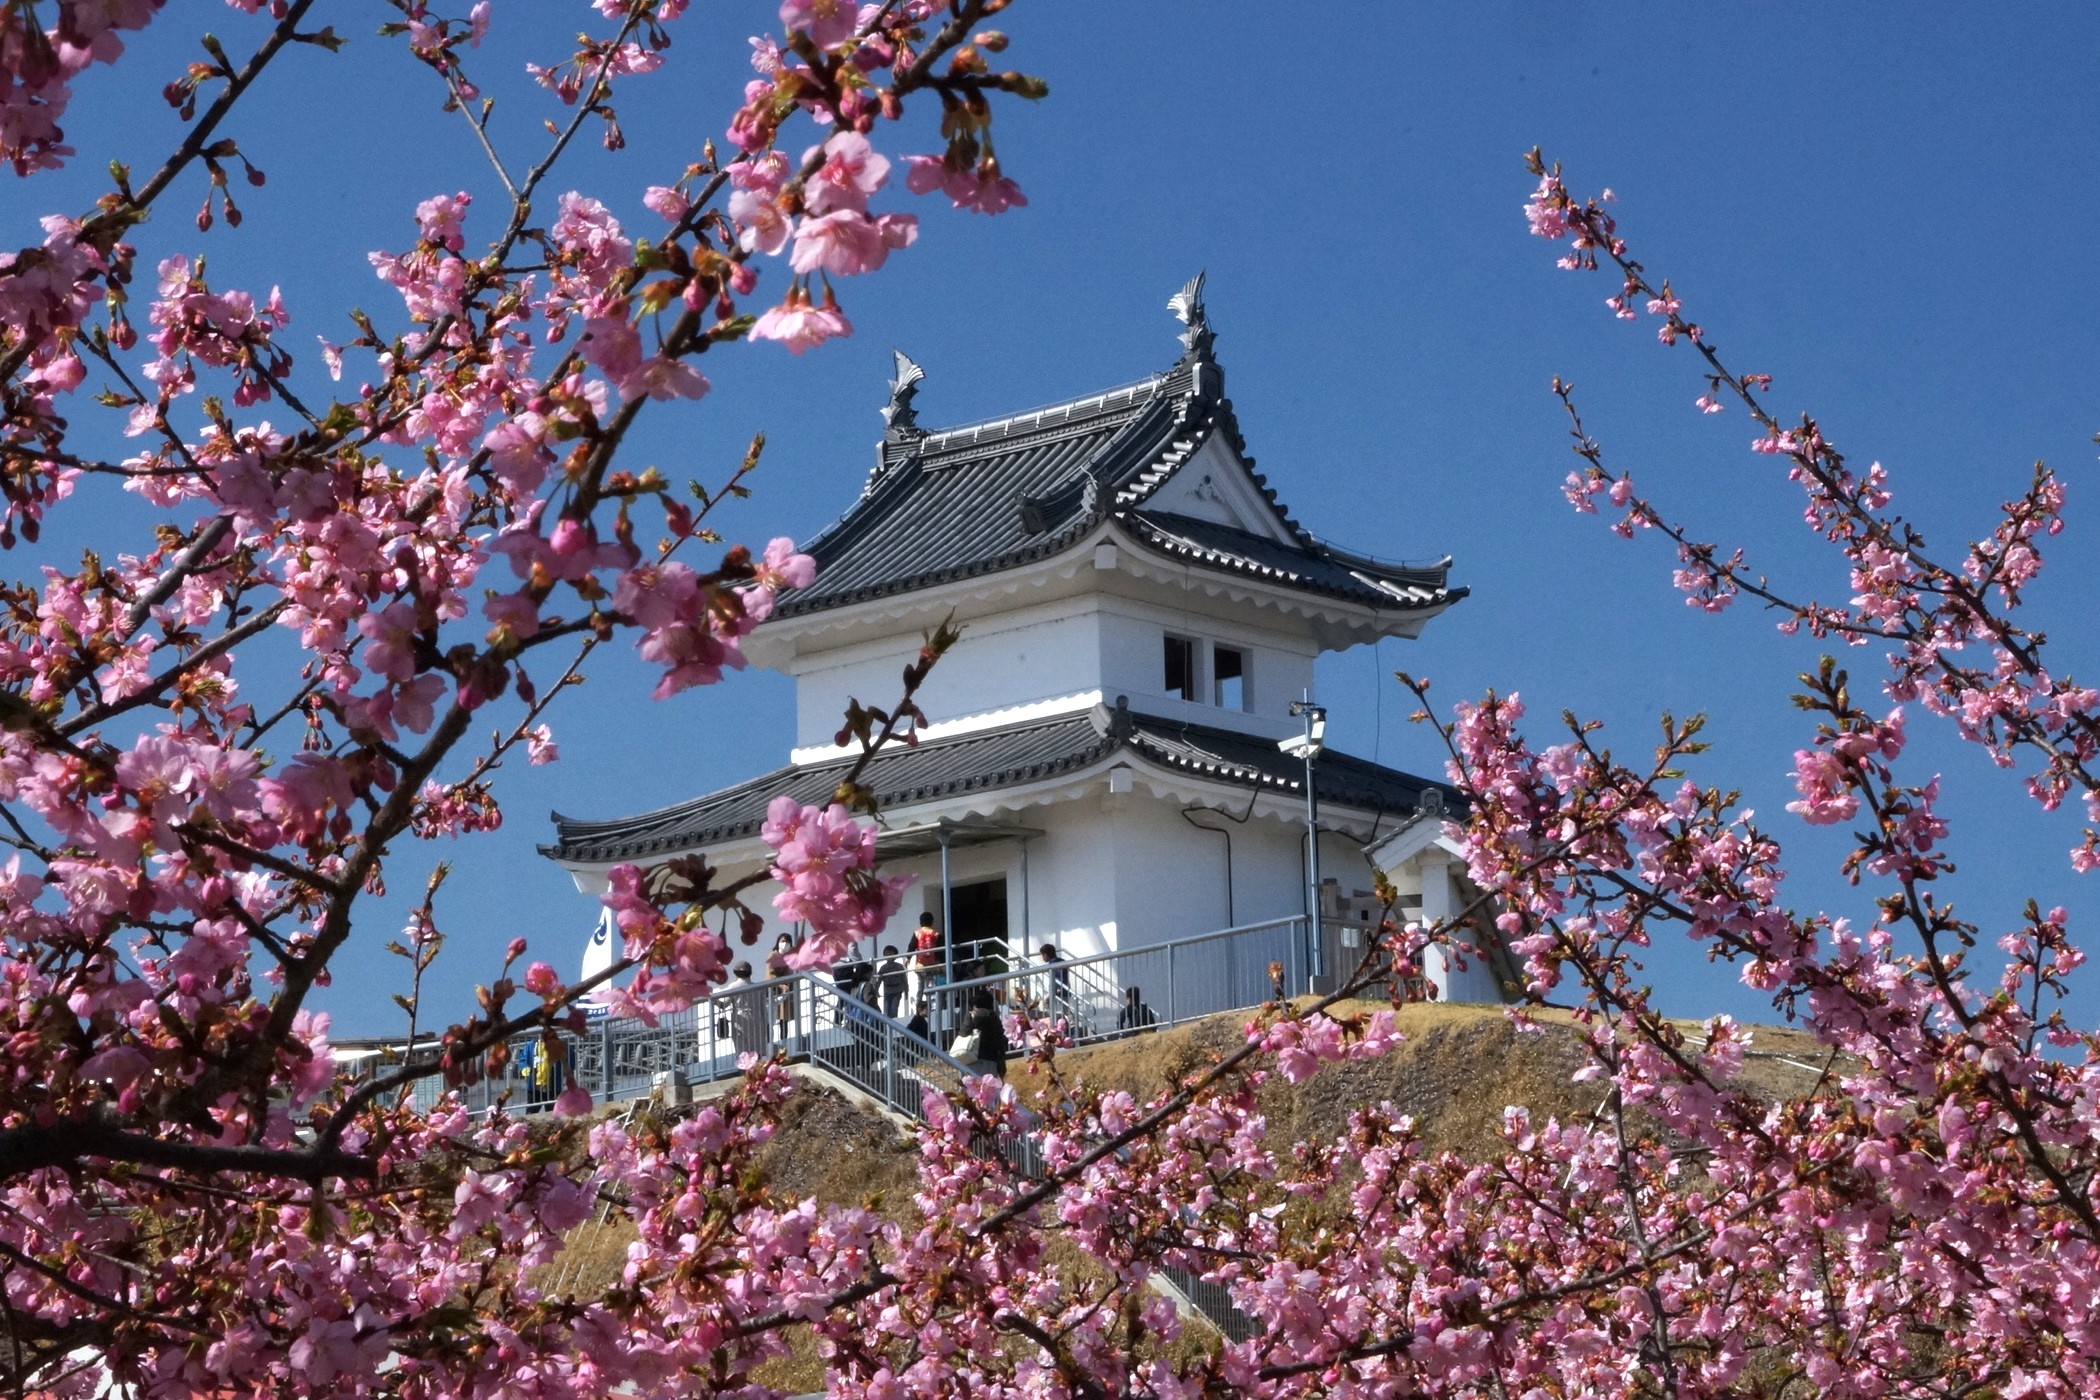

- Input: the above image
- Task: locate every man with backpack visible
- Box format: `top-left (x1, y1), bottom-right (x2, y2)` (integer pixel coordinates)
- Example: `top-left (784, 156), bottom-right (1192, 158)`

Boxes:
top-left (907, 914), bottom-right (944, 1017)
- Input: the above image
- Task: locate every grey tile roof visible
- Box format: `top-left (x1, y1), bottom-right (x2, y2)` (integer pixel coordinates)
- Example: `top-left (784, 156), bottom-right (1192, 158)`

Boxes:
top-left (1124, 714), bottom-right (1452, 816)
top-left (1125, 511), bottom-right (1450, 610)
top-left (771, 354), bottom-right (1460, 620)
top-left (545, 712), bottom-right (1115, 864)
top-left (543, 703), bottom-right (1458, 866)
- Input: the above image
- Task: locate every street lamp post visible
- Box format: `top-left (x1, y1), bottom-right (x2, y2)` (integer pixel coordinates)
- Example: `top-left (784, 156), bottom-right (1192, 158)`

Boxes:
top-left (1281, 697), bottom-right (1327, 988)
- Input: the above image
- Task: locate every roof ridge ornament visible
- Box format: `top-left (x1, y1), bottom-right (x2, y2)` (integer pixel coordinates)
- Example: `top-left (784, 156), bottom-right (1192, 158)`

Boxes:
top-left (1107, 694), bottom-right (1137, 740)
top-left (882, 349), bottom-right (926, 436)
top-left (1168, 270), bottom-right (1215, 364)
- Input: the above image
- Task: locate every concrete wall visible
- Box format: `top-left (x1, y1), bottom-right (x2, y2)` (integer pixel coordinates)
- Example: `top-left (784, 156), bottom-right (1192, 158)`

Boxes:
top-left (1100, 791), bottom-right (1379, 950)
top-left (1413, 853), bottom-right (1504, 1004)
top-left (1369, 846), bottom-right (1506, 1005)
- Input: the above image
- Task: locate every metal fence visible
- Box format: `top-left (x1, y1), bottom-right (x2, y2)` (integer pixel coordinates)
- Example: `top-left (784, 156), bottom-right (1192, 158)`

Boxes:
top-left (376, 914), bottom-right (1357, 1119)
top-left (916, 915), bottom-right (1320, 1051)
top-left (390, 970), bottom-right (975, 1119)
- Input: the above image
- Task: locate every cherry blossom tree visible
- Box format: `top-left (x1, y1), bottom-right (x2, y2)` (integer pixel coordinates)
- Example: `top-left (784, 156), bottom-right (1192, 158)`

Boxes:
top-left (0, 1), bottom-right (1034, 1392)
top-left (5, 0), bottom-right (2100, 1391)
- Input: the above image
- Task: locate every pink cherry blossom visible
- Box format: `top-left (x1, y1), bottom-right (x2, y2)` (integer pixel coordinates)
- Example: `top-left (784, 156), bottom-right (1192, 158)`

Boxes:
top-left (727, 185), bottom-right (793, 255)
top-left (779, 0), bottom-right (857, 48)
top-left (903, 153), bottom-right (1030, 215)
top-left (802, 130), bottom-right (891, 215)
top-left (641, 183), bottom-right (690, 222)
top-left (749, 284), bottom-right (852, 353)
top-left (618, 352), bottom-right (710, 402)
top-left (788, 208), bottom-right (916, 276)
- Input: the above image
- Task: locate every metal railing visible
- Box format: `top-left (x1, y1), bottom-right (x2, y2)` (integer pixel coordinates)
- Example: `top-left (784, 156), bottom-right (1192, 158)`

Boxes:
top-left (914, 915), bottom-right (1316, 1050)
top-left (369, 913), bottom-right (1410, 1127)
top-left (384, 967), bottom-right (981, 1120)
top-left (374, 914), bottom-right (1389, 1118)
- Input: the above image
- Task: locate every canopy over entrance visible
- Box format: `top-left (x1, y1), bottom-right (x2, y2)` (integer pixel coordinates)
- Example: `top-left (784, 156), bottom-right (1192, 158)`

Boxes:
top-left (874, 816), bottom-right (1044, 862)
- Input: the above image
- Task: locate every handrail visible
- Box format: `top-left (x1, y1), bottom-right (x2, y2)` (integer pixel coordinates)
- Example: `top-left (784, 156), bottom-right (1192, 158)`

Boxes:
top-left (369, 912), bottom-right (1354, 1134)
top-left (790, 971), bottom-right (980, 1121)
top-left (908, 915), bottom-right (1321, 1059)
top-left (926, 914), bottom-right (1306, 1004)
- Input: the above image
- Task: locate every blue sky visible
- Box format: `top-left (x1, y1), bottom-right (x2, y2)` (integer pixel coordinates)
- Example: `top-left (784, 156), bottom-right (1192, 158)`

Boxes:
top-left (18, 3), bottom-right (2100, 1036)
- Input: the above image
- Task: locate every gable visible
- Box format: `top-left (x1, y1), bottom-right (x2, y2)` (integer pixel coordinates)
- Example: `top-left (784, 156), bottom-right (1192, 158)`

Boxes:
top-left (1140, 432), bottom-right (1297, 545)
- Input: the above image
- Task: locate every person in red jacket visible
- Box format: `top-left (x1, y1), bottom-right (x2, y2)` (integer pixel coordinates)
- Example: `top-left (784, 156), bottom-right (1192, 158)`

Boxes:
top-left (907, 914), bottom-right (943, 1023)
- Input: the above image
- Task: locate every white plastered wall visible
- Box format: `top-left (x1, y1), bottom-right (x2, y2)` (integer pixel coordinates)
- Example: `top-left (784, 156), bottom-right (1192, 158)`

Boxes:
top-left (787, 587), bottom-right (1320, 751)
top-left (788, 597), bottom-right (1105, 747)
top-left (1094, 597), bottom-right (1312, 736)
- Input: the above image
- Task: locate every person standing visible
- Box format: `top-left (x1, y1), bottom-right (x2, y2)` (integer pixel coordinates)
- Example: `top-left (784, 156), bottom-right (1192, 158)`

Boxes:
top-left (878, 944), bottom-right (908, 1020)
top-left (907, 915), bottom-right (943, 1021)
top-left (1034, 943), bottom-right (1071, 1027)
top-left (527, 1034), bottom-right (568, 1109)
top-left (711, 963), bottom-right (749, 1069)
top-left (835, 946), bottom-right (873, 1018)
top-left (766, 935), bottom-right (796, 1048)
top-left (723, 961), bottom-right (765, 1063)
top-left (959, 989), bottom-right (1009, 1080)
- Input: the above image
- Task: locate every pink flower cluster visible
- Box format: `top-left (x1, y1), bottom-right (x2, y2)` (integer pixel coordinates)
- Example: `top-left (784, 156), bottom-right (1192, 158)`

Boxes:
top-left (1428, 666), bottom-right (2100, 1395)
top-left (137, 255), bottom-right (292, 416)
top-left (760, 795), bottom-right (912, 969)
top-left (0, 0), bottom-right (170, 175)
top-left (1254, 1006), bottom-right (1403, 1083)
top-left (1786, 706), bottom-right (1907, 826)
top-left (903, 152), bottom-right (1029, 215)
top-left (607, 536), bottom-right (812, 699)
top-left (729, 131), bottom-right (918, 354)
top-left (597, 863), bottom-right (731, 1022)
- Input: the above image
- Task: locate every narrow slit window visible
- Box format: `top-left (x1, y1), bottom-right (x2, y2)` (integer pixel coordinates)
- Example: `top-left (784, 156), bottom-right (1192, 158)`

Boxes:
top-left (1164, 635), bottom-right (1197, 701)
top-left (1214, 646), bottom-right (1247, 710)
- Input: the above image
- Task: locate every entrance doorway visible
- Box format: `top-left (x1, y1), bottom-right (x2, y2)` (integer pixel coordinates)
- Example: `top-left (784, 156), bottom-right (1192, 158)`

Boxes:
top-left (939, 878), bottom-right (1009, 980)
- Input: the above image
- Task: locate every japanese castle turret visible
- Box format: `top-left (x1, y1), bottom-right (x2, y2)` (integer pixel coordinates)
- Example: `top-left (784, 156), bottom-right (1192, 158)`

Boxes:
top-left (547, 278), bottom-right (1508, 1004)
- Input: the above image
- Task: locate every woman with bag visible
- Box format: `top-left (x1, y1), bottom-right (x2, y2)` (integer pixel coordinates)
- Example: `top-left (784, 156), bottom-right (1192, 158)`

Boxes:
top-left (951, 989), bottom-right (1009, 1080)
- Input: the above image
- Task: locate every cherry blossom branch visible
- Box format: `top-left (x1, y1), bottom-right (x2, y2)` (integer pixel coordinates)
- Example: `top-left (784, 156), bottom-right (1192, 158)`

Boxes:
top-left (0, 1118), bottom-right (373, 1184)
top-left (0, 0), bottom-right (323, 385)
top-left (1528, 150), bottom-right (2100, 867)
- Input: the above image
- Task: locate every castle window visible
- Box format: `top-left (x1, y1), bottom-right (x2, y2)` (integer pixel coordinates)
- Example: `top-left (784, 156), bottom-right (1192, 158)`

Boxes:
top-left (1213, 646), bottom-right (1247, 710)
top-left (1164, 634), bottom-right (1198, 701)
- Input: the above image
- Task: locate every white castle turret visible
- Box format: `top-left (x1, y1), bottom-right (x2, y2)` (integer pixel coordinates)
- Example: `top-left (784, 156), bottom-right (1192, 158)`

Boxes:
top-left (546, 280), bottom-right (1503, 1004)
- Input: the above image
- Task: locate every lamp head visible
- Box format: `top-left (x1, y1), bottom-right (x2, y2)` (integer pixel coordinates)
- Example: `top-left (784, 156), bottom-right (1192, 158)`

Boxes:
top-left (1287, 700), bottom-right (1328, 751)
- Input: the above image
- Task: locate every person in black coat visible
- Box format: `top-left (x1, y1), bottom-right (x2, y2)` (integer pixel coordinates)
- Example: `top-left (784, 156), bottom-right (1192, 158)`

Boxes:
top-left (877, 945), bottom-right (908, 1019)
top-left (835, 948), bottom-right (873, 1013)
top-left (961, 989), bottom-right (1009, 1079)
top-left (1117, 985), bottom-right (1157, 1036)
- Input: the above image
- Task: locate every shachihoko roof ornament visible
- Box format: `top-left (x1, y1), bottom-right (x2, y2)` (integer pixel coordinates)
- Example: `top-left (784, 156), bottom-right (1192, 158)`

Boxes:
top-left (881, 348), bottom-right (925, 435)
top-left (1168, 269), bottom-right (1214, 362)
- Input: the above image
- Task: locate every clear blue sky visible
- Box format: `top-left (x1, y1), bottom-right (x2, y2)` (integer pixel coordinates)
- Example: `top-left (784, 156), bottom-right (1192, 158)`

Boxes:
top-left (20, 3), bottom-right (2100, 1036)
